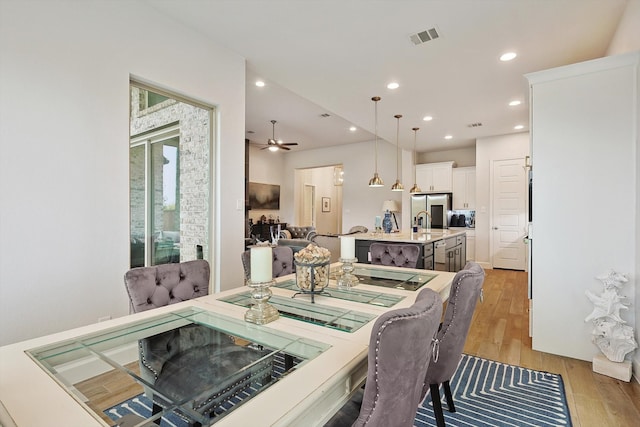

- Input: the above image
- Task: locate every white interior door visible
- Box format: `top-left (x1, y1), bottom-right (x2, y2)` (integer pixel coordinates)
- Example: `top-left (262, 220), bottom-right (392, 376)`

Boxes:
top-left (491, 159), bottom-right (527, 270)
top-left (302, 184), bottom-right (315, 226)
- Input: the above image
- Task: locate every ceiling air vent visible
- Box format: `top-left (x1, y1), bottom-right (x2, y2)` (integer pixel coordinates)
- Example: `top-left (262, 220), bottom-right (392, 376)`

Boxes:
top-left (320, 113), bottom-right (331, 118)
top-left (410, 27), bottom-right (440, 45)
top-left (467, 122), bottom-right (483, 128)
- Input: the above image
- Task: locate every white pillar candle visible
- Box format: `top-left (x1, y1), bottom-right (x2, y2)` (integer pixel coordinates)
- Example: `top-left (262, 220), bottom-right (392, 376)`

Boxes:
top-left (250, 246), bottom-right (272, 283)
top-left (340, 236), bottom-right (355, 259)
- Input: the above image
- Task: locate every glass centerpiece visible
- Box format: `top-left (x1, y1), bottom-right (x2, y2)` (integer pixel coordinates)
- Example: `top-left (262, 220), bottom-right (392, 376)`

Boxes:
top-left (293, 243), bottom-right (331, 303)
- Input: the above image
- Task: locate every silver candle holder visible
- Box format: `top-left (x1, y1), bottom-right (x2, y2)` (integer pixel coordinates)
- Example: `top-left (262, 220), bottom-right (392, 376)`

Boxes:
top-left (337, 258), bottom-right (359, 290)
top-left (244, 279), bottom-right (280, 325)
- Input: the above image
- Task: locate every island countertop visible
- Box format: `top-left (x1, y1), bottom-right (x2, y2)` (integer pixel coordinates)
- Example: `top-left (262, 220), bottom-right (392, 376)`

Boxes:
top-left (353, 229), bottom-right (467, 244)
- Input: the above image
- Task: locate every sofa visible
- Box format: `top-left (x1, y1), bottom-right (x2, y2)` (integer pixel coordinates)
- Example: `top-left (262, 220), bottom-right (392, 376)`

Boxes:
top-left (277, 226), bottom-right (317, 254)
top-left (278, 226), bottom-right (369, 263)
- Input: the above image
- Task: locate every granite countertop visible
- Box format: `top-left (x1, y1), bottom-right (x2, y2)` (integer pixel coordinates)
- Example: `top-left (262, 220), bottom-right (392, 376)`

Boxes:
top-left (354, 229), bottom-right (466, 244)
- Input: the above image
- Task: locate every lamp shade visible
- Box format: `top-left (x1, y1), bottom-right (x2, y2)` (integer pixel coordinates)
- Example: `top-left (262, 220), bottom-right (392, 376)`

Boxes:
top-left (382, 200), bottom-right (400, 213)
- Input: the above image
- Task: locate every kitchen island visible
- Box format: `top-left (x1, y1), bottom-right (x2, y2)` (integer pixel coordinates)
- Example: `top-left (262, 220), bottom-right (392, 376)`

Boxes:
top-left (354, 229), bottom-right (468, 271)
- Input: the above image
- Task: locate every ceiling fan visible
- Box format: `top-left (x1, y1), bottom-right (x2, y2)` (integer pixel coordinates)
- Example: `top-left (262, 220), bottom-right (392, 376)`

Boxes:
top-left (262, 120), bottom-right (298, 151)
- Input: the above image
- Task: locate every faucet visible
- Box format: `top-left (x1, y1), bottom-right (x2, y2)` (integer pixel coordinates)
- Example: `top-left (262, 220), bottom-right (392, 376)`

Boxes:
top-left (415, 210), bottom-right (431, 231)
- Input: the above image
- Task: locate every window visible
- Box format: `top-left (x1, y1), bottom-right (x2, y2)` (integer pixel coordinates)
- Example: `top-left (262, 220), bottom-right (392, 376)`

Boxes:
top-left (129, 82), bottom-right (214, 267)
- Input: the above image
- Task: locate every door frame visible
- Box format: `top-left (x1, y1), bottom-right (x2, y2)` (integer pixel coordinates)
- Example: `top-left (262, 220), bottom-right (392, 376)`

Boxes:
top-left (489, 157), bottom-right (527, 270)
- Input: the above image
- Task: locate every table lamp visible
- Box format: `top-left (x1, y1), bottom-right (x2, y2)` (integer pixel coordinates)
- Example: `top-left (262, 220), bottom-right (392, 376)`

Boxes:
top-left (381, 200), bottom-right (400, 231)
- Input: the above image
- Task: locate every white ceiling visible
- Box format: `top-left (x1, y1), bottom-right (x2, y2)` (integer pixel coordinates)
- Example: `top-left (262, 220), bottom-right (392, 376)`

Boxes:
top-left (149, 0), bottom-right (629, 152)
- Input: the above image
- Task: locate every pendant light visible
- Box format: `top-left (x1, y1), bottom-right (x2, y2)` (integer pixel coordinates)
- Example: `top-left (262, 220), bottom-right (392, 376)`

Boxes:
top-left (391, 114), bottom-right (404, 192)
top-left (409, 127), bottom-right (422, 194)
top-left (368, 96), bottom-right (384, 187)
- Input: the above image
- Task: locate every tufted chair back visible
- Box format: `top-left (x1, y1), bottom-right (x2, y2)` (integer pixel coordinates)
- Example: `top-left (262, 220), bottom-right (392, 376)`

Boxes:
top-left (241, 246), bottom-right (294, 280)
top-left (123, 259), bottom-right (210, 314)
top-left (353, 288), bottom-right (443, 427)
top-left (370, 243), bottom-right (420, 269)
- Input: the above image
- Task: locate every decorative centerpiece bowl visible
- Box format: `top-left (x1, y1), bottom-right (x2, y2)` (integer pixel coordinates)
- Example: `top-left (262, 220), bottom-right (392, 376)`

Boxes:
top-left (293, 244), bottom-right (331, 303)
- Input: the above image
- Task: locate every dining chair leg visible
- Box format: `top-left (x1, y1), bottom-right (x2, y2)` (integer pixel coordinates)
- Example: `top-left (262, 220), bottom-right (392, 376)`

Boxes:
top-left (443, 380), bottom-right (456, 412)
top-left (430, 383), bottom-right (446, 427)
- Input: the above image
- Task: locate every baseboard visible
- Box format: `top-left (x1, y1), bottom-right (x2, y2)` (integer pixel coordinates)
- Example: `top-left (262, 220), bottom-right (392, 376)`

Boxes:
top-left (477, 261), bottom-right (492, 270)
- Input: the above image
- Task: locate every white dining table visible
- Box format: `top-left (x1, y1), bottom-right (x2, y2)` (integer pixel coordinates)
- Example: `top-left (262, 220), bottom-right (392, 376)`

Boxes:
top-left (0, 264), bottom-right (455, 427)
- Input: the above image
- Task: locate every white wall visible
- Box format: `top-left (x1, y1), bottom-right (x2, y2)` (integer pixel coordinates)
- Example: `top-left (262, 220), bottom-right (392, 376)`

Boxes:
top-left (247, 145), bottom-right (286, 224)
top-left (283, 140), bottom-right (402, 233)
top-left (606, 0), bottom-right (640, 56)
top-left (418, 146), bottom-right (477, 167)
top-left (475, 133), bottom-right (530, 267)
top-left (527, 52), bottom-right (638, 362)
top-left (0, 1), bottom-right (246, 345)
top-left (606, 0), bottom-right (640, 381)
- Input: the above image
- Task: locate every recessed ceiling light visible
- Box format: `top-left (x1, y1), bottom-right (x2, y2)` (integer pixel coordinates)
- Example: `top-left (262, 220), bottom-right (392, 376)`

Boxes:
top-left (500, 52), bottom-right (517, 61)
top-left (509, 100), bottom-right (521, 106)
top-left (387, 82), bottom-right (399, 90)
top-left (422, 115), bottom-right (433, 121)
top-left (255, 80), bottom-right (265, 87)
top-left (444, 135), bottom-right (453, 140)
top-left (514, 125), bottom-right (524, 130)
top-left (349, 126), bottom-right (357, 132)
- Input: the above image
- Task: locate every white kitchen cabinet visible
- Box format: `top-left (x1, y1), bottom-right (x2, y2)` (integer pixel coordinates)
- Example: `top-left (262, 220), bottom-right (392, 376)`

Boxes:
top-left (415, 161), bottom-right (455, 193)
top-left (452, 167), bottom-right (476, 209)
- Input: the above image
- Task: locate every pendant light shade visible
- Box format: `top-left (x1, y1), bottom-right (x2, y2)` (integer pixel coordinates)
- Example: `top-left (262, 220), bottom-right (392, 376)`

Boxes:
top-left (409, 127), bottom-right (422, 194)
top-left (368, 96), bottom-right (384, 187)
top-left (391, 114), bottom-right (404, 192)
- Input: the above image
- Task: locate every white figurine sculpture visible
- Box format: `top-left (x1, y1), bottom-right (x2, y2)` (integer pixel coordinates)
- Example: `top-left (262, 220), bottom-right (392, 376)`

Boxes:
top-left (585, 270), bottom-right (637, 362)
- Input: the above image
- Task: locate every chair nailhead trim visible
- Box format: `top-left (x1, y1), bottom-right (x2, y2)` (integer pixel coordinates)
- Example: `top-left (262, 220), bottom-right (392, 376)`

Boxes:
top-left (365, 306), bottom-right (436, 424)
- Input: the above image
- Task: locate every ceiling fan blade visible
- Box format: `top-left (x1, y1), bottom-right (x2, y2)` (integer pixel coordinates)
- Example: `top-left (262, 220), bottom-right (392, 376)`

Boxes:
top-left (265, 120), bottom-right (297, 150)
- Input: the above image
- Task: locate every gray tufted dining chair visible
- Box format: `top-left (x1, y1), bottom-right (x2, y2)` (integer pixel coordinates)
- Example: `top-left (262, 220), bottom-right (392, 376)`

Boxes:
top-left (421, 261), bottom-right (485, 427)
top-left (325, 287), bottom-right (443, 427)
top-left (124, 259), bottom-right (210, 313)
top-left (369, 242), bottom-right (420, 269)
top-left (124, 260), bottom-right (272, 426)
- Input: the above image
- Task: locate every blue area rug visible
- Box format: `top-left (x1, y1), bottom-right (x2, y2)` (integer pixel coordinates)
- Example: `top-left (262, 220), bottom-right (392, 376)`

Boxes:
top-left (107, 354), bottom-right (572, 426)
top-left (416, 354), bottom-right (572, 427)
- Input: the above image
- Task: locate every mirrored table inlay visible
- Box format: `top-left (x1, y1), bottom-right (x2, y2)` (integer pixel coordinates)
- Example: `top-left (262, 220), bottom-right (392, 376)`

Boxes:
top-left (220, 292), bottom-right (376, 333)
top-left (330, 266), bottom-right (438, 291)
top-left (274, 279), bottom-right (405, 307)
top-left (26, 307), bottom-right (330, 426)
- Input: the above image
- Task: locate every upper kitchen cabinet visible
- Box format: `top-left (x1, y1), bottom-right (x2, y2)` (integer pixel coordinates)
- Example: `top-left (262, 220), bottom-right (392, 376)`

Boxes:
top-left (452, 167), bottom-right (476, 210)
top-left (415, 161), bottom-right (455, 193)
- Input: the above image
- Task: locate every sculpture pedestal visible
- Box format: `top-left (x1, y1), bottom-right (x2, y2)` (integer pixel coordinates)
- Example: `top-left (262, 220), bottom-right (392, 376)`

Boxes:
top-left (592, 353), bottom-right (632, 382)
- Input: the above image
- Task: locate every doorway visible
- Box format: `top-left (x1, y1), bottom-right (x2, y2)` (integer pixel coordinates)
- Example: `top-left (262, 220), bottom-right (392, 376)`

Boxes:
top-left (294, 165), bottom-right (342, 233)
top-left (491, 158), bottom-right (527, 270)
top-left (302, 184), bottom-right (315, 226)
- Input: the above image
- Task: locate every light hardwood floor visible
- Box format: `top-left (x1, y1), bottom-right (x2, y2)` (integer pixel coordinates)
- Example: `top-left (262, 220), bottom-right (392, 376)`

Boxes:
top-left (465, 269), bottom-right (640, 427)
top-left (77, 269), bottom-right (640, 426)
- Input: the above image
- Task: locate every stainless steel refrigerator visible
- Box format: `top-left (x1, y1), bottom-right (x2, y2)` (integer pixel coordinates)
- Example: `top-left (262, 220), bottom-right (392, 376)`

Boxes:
top-left (410, 193), bottom-right (452, 229)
